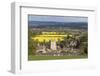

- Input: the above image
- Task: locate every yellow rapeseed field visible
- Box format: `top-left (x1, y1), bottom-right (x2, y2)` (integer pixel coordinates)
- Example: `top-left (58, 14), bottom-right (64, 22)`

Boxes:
top-left (31, 32), bottom-right (72, 42)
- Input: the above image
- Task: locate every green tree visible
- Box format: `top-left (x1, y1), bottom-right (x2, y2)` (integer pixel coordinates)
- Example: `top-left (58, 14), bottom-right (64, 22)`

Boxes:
top-left (79, 32), bottom-right (88, 55)
top-left (28, 30), bottom-right (37, 55)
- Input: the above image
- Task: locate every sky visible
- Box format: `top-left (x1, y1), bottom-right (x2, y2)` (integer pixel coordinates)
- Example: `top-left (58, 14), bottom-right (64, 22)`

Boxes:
top-left (28, 15), bottom-right (88, 23)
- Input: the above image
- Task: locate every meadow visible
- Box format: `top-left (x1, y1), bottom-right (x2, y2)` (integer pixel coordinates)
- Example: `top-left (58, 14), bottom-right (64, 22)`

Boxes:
top-left (28, 55), bottom-right (87, 61)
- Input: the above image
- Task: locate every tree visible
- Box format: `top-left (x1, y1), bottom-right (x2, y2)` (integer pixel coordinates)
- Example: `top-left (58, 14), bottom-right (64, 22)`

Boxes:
top-left (79, 32), bottom-right (88, 55)
top-left (28, 30), bottom-right (37, 55)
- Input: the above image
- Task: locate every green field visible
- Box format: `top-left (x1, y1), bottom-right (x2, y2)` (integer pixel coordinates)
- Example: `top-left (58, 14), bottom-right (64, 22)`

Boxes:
top-left (28, 55), bottom-right (88, 61)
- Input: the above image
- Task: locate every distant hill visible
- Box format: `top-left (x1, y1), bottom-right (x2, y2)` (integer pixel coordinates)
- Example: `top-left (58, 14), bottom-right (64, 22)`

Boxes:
top-left (28, 21), bottom-right (88, 29)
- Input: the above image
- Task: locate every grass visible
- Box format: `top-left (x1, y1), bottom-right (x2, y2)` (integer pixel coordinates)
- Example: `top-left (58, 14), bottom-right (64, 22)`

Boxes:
top-left (28, 55), bottom-right (88, 61)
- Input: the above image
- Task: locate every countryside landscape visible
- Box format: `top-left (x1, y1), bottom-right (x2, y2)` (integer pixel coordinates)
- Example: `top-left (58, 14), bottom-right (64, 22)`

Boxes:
top-left (28, 15), bottom-right (88, 60)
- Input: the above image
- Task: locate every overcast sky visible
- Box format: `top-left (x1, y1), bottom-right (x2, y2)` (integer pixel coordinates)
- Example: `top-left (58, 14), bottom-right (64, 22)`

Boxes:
top-left (28, 15), bottom-right (88, 22)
